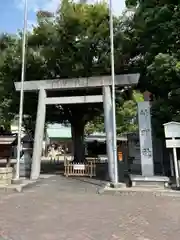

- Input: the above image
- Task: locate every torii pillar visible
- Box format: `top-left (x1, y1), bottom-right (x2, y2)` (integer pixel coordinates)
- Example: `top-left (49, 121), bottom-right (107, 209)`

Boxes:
top-left (31, 89), bottom-right (46, 180)
top-left (103, 86), bottom-right (114, 182)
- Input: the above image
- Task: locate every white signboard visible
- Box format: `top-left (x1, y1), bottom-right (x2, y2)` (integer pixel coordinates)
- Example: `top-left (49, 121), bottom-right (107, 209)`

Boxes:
top-left (138, 101), bottom-right (154, 176)
top-left (163, 122), bottom-right (180, 187)
top-left (73, 164), bottom-right (85, 170)
top-left (166, 139), bottom-right (180, 148)
top-left (163, 122), bottom-right (180, 138)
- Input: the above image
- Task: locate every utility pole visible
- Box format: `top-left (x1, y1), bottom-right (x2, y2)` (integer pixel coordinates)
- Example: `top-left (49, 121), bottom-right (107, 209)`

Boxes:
top-left (15, 0), bottom-right (28, 180)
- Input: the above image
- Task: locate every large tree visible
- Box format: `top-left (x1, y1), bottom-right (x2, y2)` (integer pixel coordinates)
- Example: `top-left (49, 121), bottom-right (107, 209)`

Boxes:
top-left (0, 0), bottom-right (126, 162)
top-left (0, 34), bottom-right (20, 130)
top-left (123, 0), bottom-right (180, 136)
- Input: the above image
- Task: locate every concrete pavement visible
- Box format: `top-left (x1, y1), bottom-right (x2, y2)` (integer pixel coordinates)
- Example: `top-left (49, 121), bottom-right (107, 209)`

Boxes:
top-left (0, 175), bottom-right (180, 240)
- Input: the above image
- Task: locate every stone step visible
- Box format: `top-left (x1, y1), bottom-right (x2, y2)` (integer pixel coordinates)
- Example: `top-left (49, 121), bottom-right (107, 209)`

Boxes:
top-left (130, 175), bottom-right (170, 188)
top-left (132, 182), bottom-right (166, 189)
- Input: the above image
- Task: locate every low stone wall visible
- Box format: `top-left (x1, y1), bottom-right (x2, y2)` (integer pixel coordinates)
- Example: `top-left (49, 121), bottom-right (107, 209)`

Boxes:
top-left (0, 167), bottom-right (13, 186)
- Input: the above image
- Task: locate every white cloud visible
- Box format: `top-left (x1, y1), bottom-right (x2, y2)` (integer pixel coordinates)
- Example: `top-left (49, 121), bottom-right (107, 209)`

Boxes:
top-left (15, 0), bottom-right (60, 13)
top-left (15, 0), bottom-right (125, 15)
top-left (27, 20), bottom-right (37, 31)
top-left (43, 0), bottom-right (60, 12)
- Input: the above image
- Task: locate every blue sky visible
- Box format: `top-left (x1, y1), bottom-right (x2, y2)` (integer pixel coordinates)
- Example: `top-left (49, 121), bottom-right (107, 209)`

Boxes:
top-left (0, 0), bottom-right (125, 33)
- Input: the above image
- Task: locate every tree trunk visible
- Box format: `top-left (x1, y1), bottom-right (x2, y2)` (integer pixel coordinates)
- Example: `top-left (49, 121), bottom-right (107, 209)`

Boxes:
top-left (71, 120), bottom-right (85, 163)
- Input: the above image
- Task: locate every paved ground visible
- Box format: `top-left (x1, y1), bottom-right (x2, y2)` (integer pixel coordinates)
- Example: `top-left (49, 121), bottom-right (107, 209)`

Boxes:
top-left (0, 176), bottom-right (180, 240)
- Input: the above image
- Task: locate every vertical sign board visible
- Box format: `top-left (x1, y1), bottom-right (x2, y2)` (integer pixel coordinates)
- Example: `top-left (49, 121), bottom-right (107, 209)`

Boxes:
top-left (138, 101), bottom-right (154, 176)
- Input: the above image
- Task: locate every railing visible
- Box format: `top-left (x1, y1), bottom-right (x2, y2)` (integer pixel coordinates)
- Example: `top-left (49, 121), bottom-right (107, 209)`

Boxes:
top-left (64, 157), bottom-right (96, 177)
top-left (41, 155), bottom-right (65, 163)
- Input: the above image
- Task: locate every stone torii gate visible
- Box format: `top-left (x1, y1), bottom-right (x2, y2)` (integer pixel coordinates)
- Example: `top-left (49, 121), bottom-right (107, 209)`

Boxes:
top-left (15, 74), bottom-right (139, 180)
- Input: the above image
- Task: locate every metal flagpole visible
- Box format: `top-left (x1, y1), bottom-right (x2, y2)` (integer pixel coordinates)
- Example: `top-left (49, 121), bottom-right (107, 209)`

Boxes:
top-left (109, 0), bottom-right (118, 185)
top-left (15, 0), bottom-right (28, 180)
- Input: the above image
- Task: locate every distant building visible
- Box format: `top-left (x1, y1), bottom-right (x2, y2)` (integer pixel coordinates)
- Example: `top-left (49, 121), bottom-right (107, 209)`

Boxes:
top-left (46, 124), bottom-right (127, 158)
top-left (46, 124), bottom-right (72, 152)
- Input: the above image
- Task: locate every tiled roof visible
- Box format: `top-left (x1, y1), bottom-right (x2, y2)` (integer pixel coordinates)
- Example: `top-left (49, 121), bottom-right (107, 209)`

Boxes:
top-left (46, 124), bottom-right (127, 141)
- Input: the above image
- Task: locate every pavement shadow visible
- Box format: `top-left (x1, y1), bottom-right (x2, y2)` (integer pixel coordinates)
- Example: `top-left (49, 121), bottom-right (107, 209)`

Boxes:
top-left (71, 177), bottom-right (107, 187)
top-left (40, 160), bottom-right (64, 175)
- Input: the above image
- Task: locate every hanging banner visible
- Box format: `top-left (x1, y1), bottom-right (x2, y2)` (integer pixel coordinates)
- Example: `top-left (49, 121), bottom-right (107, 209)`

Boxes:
top-left (138, 101), bottom-right (154, 176)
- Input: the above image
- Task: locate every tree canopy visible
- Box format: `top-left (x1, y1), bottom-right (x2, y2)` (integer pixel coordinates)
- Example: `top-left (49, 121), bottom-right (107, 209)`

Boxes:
top-left (0, 0), bottom-right (130, 161)
top-left (123, 0), bottom-right (180, 136)
top-left (0, 0), bottom-right (126, 123)
top-left (2, 0), bottom-right (178, 140)
top-left (3, 0), bottom-right (177, 159)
